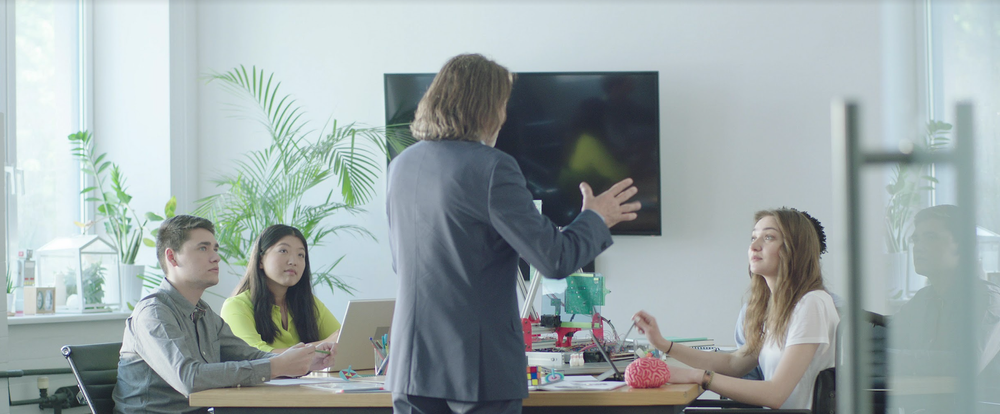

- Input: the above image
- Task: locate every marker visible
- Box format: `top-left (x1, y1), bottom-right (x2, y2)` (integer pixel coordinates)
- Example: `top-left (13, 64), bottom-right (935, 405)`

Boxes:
top-left (315, 349), bottom-right (331, 355)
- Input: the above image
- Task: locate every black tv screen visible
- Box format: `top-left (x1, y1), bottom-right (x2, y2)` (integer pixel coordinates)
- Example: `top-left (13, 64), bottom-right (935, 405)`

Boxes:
top-left (384, 72), bottom-right (661, 236)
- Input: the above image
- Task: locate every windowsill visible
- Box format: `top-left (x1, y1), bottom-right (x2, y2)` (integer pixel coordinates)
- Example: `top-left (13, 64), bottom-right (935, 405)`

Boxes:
top-left (7, 311), bottom-right (131, 325)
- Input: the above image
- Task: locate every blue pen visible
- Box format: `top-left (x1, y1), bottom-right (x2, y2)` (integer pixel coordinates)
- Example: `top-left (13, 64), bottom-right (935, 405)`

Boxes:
top-left (369, 337), bottom-right (386, 358)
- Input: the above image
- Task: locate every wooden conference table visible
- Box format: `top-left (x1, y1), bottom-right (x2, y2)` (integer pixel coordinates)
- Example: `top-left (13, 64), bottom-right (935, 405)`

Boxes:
top-left (190, 382), bottom-right (703, 414)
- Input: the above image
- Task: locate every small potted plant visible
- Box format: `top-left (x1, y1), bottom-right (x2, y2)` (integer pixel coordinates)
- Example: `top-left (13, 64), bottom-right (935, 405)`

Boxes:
top-left (67, 131), bottom-right (175, 307)
top-left (6, 266), bottom-right (15, 316)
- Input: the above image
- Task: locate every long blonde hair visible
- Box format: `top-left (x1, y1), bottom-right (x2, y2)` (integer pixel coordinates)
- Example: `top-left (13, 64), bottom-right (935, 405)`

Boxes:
top-left (411, 53), bottom-right (513, 142)
top-left (743, 208), bottom-right (826, 356)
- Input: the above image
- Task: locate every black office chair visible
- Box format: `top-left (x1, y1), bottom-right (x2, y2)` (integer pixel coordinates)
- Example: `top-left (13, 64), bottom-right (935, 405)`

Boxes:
top-left (61, 342), bottom-right (122, 414)
top-left (867, 311), bottom-right (888, 414)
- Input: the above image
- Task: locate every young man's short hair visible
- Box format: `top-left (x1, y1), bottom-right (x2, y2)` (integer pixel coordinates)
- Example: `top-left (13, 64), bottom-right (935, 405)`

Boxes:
top-left (914, 204), bottom-right (963, 241)
top-left (156, 215), bottom-right (216, 270)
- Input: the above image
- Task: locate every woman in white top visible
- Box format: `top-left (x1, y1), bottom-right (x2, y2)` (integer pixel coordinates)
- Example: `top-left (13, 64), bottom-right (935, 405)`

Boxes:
top-left (633, 208), bottom-right (839, 409)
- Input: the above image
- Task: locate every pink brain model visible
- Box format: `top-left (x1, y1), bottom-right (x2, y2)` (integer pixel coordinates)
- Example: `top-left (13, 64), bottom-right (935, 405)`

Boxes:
top-left (624, 355), bottom-right (671, 388)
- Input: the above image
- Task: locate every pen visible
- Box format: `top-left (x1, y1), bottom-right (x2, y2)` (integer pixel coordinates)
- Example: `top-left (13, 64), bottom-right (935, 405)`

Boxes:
top-left (315, 349), bottom-right (331, 355)
top-left (370, 338), bottom-right (386, 359)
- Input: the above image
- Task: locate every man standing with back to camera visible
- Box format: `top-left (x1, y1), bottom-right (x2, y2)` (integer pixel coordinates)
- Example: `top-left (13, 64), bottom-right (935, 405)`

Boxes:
top-left (386, 53), bottom-right (641, 414)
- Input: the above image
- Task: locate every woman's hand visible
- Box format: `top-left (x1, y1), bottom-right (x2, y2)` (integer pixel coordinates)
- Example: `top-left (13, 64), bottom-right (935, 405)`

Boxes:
top-left (632, 310), bottom-right (666, 349)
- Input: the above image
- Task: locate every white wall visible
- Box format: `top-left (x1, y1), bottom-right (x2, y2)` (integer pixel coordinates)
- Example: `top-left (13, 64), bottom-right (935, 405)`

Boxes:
top-left (93, 0), bottom-right (171, 270)
top-left (192, 1), bottom-right (884, 344)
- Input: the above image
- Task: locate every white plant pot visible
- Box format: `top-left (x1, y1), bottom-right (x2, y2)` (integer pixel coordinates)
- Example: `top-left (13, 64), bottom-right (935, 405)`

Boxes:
top-left (6, 292), bottom-right (14, 316)
top-left (120, 264), bottom-right (146, 309)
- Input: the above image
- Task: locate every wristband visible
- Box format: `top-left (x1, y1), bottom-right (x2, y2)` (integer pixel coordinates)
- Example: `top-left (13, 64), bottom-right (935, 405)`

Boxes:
top-left (702, 370), bottom-right (715, 390)
top-left (666, 341), bottom-right (674, 354)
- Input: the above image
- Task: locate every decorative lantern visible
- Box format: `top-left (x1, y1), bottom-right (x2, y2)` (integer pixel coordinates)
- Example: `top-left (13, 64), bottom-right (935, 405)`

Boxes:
top-left (35, 235), bottom-right (121, 313)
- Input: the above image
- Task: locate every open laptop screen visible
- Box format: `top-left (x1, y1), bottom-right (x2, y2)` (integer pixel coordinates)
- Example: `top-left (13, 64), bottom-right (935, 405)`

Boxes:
top-left (330, 298), bottom-right (395, 371)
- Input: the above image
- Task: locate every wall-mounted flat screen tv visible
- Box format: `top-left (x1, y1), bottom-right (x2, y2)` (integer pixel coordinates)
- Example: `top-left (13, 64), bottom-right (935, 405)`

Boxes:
top-left (384, 72), bottom-right (661, 236)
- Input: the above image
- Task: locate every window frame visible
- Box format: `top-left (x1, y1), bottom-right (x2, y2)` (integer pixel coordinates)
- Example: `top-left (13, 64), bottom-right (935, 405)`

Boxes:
top-left (4, 0), bottom-right (96, 312)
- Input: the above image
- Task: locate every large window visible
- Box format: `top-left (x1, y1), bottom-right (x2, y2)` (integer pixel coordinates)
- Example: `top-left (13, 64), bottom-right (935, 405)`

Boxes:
top-left (5, 0), bottom-right (89, 302)
top-left (927, 0), bottom-right (1000, 279)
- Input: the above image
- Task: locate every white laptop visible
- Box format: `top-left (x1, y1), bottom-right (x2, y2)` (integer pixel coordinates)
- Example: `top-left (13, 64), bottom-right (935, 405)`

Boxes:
top-left (331, 298), bottom-right (395, 371)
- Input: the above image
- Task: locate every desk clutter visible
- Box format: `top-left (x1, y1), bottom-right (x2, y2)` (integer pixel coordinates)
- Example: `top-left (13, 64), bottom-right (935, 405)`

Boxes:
top-left (370, 334), bottom-right (389, 376)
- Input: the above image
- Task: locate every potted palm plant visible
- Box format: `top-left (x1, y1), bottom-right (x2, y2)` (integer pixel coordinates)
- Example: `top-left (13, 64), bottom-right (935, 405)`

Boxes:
top-left (67, 131), bottom-right (176, 307)
top-left (195, 65), bottom-right (410, 295)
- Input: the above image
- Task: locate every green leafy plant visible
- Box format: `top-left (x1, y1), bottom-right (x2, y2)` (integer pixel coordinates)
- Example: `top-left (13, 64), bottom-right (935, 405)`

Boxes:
top-left (194, 65), bottom-right (406, 295)
top-left (6, 266), bottom-right (14, 295)
top-left (60, 262), bottom-right (107, 309)
top-left (885, 120), bottom-right (952, 253)
top-left (82, 261), bottom-right (107, 308)
top-left (68, 131), bottom-right (177, 264)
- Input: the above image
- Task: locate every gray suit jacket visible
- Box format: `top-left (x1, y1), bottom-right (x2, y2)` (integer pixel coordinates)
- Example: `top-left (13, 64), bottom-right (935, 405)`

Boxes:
top-left (385, 140), bottom-right (613, 402)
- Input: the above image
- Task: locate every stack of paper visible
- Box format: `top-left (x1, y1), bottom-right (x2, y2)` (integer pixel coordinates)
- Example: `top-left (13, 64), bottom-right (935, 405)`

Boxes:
top-left (303, 382), bottom-right (387, 393)
top-left (530, 375), bottom-right (626, 391)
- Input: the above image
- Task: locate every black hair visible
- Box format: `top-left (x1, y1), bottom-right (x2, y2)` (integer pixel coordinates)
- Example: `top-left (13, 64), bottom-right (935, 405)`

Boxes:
top-left (232, 224), bottom-right (320, 344)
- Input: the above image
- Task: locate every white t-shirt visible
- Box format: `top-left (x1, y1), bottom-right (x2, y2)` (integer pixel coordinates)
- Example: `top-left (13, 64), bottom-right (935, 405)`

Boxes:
top-left (758, 290), bottom-right (839, 409)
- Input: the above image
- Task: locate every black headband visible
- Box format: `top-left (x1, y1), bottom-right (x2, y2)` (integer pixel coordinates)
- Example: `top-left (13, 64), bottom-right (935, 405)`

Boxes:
top-left (798, 209), bottom-right (828, 255)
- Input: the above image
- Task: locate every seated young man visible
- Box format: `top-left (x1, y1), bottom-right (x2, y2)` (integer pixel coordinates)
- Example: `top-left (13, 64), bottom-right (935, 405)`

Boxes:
top-left (112, 215), bottom-right (335, 414)
top-left (892, 205), bottom-right (1000, 404)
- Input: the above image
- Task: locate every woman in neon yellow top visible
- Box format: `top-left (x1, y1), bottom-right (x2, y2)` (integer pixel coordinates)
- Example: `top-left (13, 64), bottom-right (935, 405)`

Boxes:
top-left (221, 224), bottom-right (341, 353)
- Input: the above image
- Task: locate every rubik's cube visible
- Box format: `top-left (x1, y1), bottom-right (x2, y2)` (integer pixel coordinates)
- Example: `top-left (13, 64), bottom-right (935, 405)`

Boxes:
top-left (527, 366), bottom-right (541, 386)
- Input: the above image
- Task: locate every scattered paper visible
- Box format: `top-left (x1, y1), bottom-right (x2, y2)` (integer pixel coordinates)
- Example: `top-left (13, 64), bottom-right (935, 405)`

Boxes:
top-left (268, 377), bottom-right (348, 386)
top-left (537, 381), bottom-right (626, 391)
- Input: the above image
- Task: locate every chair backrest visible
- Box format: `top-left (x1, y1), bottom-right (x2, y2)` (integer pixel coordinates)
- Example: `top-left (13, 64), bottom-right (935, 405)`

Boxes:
top-left (61, 342), bottom-right (122, 414)
top-left (811, 367), bottom-right (836, 414)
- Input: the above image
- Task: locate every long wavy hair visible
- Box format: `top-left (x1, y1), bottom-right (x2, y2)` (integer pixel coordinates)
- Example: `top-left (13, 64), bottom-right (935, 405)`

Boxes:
top-left (743, 208), bottom-right (826, 356)
top-left (411, 53), bottom-right (514, 142)
top-left (231, 224), bottom-right (320, 344)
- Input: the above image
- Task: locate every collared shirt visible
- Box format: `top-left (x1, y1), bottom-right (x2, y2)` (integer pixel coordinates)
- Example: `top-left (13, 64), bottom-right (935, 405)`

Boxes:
top-left (892, 279), bottom-right (1000, 380)
top-left (113, 279), bottom-right (275, 414)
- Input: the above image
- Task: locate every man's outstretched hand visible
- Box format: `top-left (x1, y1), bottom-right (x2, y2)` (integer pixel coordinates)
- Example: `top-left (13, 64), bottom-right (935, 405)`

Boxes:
top-left (580, 178), bottom-right (641, 228)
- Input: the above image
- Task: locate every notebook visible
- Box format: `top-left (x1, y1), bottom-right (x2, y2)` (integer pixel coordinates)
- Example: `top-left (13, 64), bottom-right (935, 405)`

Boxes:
top-left (330, 298), bottom-right (395, 371)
